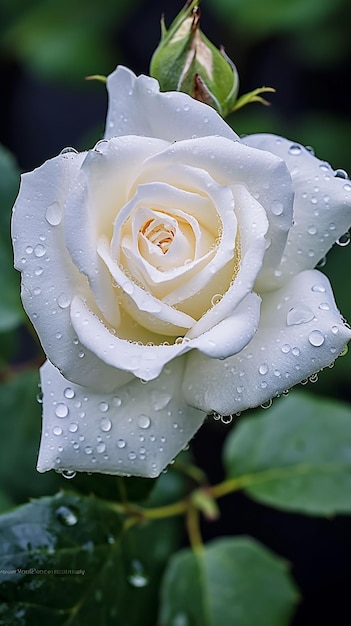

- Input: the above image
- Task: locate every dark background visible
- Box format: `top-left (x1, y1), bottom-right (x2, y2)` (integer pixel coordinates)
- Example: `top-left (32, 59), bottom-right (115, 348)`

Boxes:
top-left (1, 0), bottom-right (351, 623)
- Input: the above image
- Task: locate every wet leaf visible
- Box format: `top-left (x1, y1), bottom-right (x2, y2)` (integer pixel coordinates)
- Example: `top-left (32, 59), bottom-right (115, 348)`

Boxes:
top-left (224, 391), bottom-right (351, 515)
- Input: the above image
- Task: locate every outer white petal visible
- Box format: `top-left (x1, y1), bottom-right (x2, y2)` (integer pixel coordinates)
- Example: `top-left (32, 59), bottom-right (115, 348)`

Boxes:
top-left (105, 65), bottom-right (239, 143)
top-left (37, 359), bottom-right (206, 478)
top-left (183, 270), bottom-right (351, 415)
top-left (11, 151), bottom-right (132, 392)
top-left (244, 134), bottom-right (351, 287)
top-left (141, 136), bottom-right (294, 284)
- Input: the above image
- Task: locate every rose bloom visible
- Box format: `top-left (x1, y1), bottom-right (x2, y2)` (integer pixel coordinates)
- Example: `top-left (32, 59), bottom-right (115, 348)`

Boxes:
top-left (12, 67), bottom-right (351, 477)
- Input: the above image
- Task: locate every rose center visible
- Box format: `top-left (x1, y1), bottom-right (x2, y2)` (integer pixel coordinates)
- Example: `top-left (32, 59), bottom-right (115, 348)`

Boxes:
top-left (141, 218), bottom-right (176, 254)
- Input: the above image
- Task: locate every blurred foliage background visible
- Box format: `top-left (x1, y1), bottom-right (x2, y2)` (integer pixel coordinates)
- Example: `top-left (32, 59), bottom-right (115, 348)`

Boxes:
top-left (0, 1), bottom-right (351, 624)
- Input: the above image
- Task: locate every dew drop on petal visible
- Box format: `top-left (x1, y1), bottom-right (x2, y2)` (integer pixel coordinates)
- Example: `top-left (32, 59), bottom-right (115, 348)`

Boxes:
top-left (271, 200), bottom-right (284, 216)
top-left (57, 293), bottom-right (71, 309)
top-left (45, 201), bottom-right (62, 226)
top-left (61, 470), bottom-right (76, 480)
top-left (117, 438), bottom-right (126, 449)
top-left (100, 417), bottom-right (112, 432)
top-left (258, 363), bottom-right (268, 375)
top-left (138, 414), bottom-right (151, 429)
top-left (53, 426), bottom-right (63, 436)
top-left (64, 387), bottom-right (75, 399)
top-left (221, 415), bottom-right (233, 424)
top-left (34, 244), bottom-right (46, 257)
top-left (55, 403), bottom-right (69, 418)
top-left (99, 401), bottom-right (109, 412)
top-left (308, 330), bottom-right (325, 347)
top-left (336, 232), bottom-right (350, 247)
top-left (286, 306), bottom-right (314, 326)
top-left (335, 168), bottom-right (349, 179)
top-left (288, 144), bottom-right (302, 156)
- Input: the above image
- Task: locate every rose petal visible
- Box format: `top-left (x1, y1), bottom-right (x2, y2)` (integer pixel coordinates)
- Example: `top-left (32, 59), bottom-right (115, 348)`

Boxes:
top-left (105, 66), bottom-right (239, 143)
top-left (142, 135), bottom-right (294, 286)
top-left (98, 236), bottom-right (196, 335)
top-left (11, 151), bottom-right (132, 392)
top-left (187, 184), bottom-right (268, 338)
top-left (63, 137), bottom-right (168, 327)
top-left (244, 134), bottom-right (351, 287)
top-left (183, 269), bottom-right (351, 415)
top-left (37, 359), bottom-right (206, 477)
top-left (191, 293), bottom-right (261, 358)
top-left (70, 295), bottom-right (193, 380)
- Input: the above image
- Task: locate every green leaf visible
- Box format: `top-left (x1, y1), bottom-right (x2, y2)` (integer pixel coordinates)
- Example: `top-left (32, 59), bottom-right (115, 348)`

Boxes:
top-left (0, 144), bottom-right (24, 335)
top-left (224, 391), bottom-right (351, 515)
top-left (0, 490), bottom-right (183, 625)
top-left (159, 537), bottom-right (299, 626)
top-left (0, 370), bottom-right (62, 503)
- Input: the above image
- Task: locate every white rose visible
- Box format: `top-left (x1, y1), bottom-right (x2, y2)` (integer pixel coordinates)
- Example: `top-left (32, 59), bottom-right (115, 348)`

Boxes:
top-left (12, 66), bottom-right (351, 478)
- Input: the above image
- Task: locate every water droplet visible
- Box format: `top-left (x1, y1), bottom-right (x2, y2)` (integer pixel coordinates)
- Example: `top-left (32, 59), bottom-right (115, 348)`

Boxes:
top-left (60, 147), bottom-right (78, 155)
top-left (308, 330), bottom-right (325, 347)
top-left (69, 422), bottom-right (78, 433)
top-left (335, 168), bottom-right (348, 179)
top-left (286, 306), bottom-right (314, 326)
top-left (53, 426), bottom-right (63, 436)
top-left (61, 470), bottom-right (76, 480)
top-left (84, 445), bottom-right (93, 455)
top-left (25, 245), bottom-right (33, 254)
top-left (212, 412), bottom-right (221, 420)
top-left (319, 302), bottom-right (330, 311)
top-left (271, 200), bottom-right (283, 216)
top-left (316, 257), bottom-right (327, 268)
top-left (261, 399), bottom-right (273, 409)
top-left (138, 414), bottom-right (151, 429)
top-left (55, 403), bottom-right (69, 418)
top-left (344, 183), bottom-right (351, 192)
top-left (34, 266), bottom-right (44, 276)
top-left (99, 401), bottom-right (109, 413)
top-left (117, 438), bottom-right (126, 449)
top-left (281, 344), bottom-right (291, 354)
top-left (288, 144), bottom-right (302, 156)
top-left (127, 559), bottom-right (149, 588)
top-left (123, 281), bottom-right (134, 295)
top-left (34, 244), bottom-right (46, 257)
top-left (307, 225), bottom-right (317, 235)
top-left (221, 414), bottom-right (233, 424)
top-left (183, 104), bottom-right (190, 112)
top-left (96, 442), bottom-right (106, 453)
top-left (258, 363), bottom-right (268, 375)
top-left (151, 390), bottom-right (171, 411)
top-left (45, 201), bottom-right (62, 226)
top-left (336, 232), bottom-right (350, 247)
top-left (64, 387), bottom-right (75, 399)
top-left (100, 417), bottom-right (112, 432)
top-left (56, 505), bottom-right (78, 526)
top-left (112, 396), bottom-right (122, 407)
top-left (57, 293), bottom-right (71, 308)
top-left (36, 392), bottom-right (43, 404)
top-left (128, 451), bottom-right (137, 461)
top-left (211, 293), bottom-right (223, 306)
